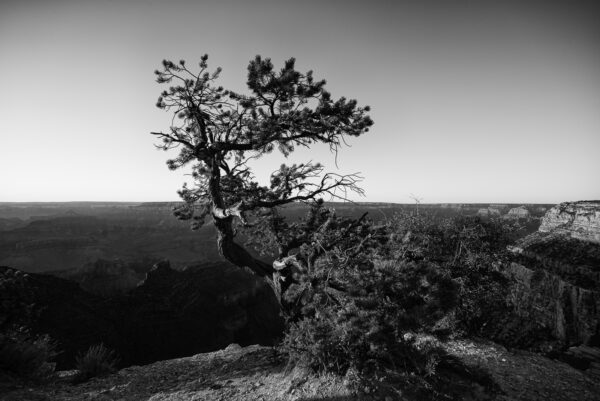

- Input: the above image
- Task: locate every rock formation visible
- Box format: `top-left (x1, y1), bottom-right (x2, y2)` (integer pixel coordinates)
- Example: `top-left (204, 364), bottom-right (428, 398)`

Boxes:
top-left (0, 266), bottom-right (119, 368)
top-left (507, 201), bottom-right (600, 347)
top-left (50, 258), bottom-right (155, 297)
top-left (112, 260), bottom-right (283, 366)
top-left (505, 206), bottom-right (530, 220)
top-left (539, 201), bottom-right (600, 244)
top-left (0, 261), bottom-right (283, 369)
top-left (4, 341), bottom-right (600, 401)
top-left (504, 262), bottom-right (600, 346)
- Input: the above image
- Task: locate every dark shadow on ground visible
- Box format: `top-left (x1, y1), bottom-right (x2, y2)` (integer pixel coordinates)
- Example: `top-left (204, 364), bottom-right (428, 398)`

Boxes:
top-left (298, 396), bottom-right (360, 401)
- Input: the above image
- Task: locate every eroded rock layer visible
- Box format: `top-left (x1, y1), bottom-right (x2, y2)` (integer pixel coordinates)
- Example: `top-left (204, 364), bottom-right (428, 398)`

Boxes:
top-left (0, 262), bottom-right (283, 369)
top-left (539, 201), bottom-right (600, 244)
top-left (508, 201), bottom-right (600, 347)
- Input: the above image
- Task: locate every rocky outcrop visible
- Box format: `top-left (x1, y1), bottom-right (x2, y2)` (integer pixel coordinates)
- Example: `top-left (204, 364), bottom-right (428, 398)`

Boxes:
top-left (506, 201), bottom-right (600, 347)
top-left (504, 262), bottom-right (599, 346)
top-left (5, 341), bottom-right (600, 401)
top-left (505, 206), bottom-right (530, 220)
top-left (113, 261), bottom-right (283, 366)
top-left (50, 258), bottom-right (155, 297)
top-left (539, 201), bottom-right (600, 244)
top-left (509, 232), bottom-right (600, 290)
top-left (0, 266), bottom-right (119, 368)
top-left (562, 345), bottom-right (600, 379)
top-left (0, 262), bottom-right (283, 369)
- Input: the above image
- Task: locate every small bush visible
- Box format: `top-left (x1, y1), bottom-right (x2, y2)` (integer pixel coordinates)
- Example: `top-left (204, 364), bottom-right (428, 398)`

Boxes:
top-left (387, 212), bottom-right (534, 342)
top-left (74, 344), bottom-right (119, 382)
top-left (278, 210), bottom-right (511, 398)
top-left (0, 330), bottom-right (58, 381)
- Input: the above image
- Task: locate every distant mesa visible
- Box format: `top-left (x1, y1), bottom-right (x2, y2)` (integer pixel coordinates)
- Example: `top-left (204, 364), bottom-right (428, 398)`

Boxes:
top-left (477, 207), bottom-right (501, 218)
top-left (504, 205), bottom-right (530, 220)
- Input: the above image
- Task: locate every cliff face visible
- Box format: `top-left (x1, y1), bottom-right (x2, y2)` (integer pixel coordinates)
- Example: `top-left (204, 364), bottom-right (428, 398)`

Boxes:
top-left (112, 261), bottom-right (283, 366)
top-left (50, 258), bottom-right (154, 297)
top-left (505, 262), bottom-right (600, 346)
top-left (508, 201), bottom-right (600, 347)
top-left (0, 266), bottom-right (119, 368)
top-left (539, 201), bottom-right (600, 244)
top-left (0, 261), bottom-right (283, 369)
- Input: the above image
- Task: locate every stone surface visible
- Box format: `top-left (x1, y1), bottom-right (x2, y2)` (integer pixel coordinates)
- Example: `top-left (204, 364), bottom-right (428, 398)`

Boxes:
top-left (4, 342), bottom-right (600, 401)
top-left (539, 201), bottom-right (600, 244)
top-left (562, 345), bottom-right (600, 378)
top-left (504, 262), bottom-right (600, 346)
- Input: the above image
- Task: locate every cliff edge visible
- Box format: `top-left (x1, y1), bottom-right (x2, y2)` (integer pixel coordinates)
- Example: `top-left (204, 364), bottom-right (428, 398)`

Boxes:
top-left (507, 201), bottom-right (600, 348)
top-left (539, 201), bottom-right (600, 244)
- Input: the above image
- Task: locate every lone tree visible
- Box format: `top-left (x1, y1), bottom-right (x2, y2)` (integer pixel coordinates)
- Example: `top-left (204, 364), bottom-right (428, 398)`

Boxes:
top-left (152, 55), bottom-right (373, 302)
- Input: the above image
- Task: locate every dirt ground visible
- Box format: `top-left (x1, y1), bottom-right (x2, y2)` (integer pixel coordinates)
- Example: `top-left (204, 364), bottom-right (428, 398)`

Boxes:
top-left (2, 341), bottom-right (599, 401)
top-left (444, 339), bottom-right (600, 401)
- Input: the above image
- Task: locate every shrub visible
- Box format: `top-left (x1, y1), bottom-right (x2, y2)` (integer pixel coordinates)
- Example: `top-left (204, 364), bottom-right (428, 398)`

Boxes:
top-left (279, 210), bottom-right (514, 398)
top-left (0, 329), bottom-right (58, 381)
top-left (74, 344), bottom-right (119, 382)
top-left (278, 210), bottom-right (465, 397)
top-left (386, 212), bottom-right (526, 339)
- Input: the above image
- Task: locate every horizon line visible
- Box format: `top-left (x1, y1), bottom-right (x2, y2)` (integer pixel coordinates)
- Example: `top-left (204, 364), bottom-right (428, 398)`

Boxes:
top-left (0, 200), bottom-right (587, 206)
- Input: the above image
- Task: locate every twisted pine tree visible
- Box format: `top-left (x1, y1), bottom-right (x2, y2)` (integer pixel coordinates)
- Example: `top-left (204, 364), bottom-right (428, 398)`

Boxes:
top-left (152, 55), bottom-right (373, 302)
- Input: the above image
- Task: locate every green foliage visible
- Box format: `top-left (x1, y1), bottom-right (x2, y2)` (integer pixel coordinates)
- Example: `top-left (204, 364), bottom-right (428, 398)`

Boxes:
top-left (74, 344), bottom-right (119, 382)
top-left (0, 329), bottom-right (58, 381)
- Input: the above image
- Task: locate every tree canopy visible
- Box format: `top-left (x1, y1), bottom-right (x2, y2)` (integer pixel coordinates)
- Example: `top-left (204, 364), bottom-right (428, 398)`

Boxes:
top-left (151, 55), bottom-right (373, 300)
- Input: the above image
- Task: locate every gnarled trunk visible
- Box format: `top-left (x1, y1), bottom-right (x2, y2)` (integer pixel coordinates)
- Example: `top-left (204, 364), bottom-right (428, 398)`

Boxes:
top-left (208, 157), bottom-right (284, 303)
top-left (213, 217), bottom-right (273, 276)
top-left (213, 216), bottom-right (284, 304)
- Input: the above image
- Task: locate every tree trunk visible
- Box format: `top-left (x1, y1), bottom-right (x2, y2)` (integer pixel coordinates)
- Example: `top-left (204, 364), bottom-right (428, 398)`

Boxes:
top-left (213, 216), bottom-right (284, 303)
top-left (208, 157), bottom-right (283, 303)
top-left (213, 217), bottom-right (274, 277)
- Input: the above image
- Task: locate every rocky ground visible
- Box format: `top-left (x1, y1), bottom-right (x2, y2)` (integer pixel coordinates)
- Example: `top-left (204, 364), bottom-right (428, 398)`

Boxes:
top-left (2, 341), bottom-right (600, 401)
top-left (444, 340), bottom-right (600, 401)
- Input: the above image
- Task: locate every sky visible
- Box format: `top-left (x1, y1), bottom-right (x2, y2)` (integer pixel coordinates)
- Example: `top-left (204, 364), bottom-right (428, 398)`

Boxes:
top-left (1, 0), bottom-right (599, 204)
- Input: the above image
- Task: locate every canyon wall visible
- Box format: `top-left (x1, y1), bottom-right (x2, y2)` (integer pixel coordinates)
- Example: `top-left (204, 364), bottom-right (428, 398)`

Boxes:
top-left (539, 201), bottom-right (600, 244)
top-left (508, 200), bottom-right (600, 347)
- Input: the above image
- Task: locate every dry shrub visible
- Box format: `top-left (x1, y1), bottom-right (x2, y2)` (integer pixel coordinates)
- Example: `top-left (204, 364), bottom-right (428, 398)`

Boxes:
top-left (0, 330), bottom-right (58, 381)
top-left (74, 343), bottom-right (119, 382)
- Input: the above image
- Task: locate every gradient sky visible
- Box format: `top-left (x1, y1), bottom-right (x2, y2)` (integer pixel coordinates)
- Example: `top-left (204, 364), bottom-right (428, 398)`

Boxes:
top-left (1, 0), bottom-right (599, 203)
